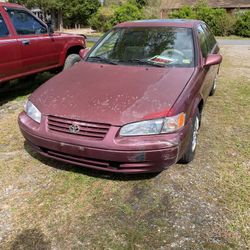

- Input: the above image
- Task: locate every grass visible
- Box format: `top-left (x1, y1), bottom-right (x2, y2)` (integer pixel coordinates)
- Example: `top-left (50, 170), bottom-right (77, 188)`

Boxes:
top-left (87, 41), bottom-right (96, 48)
top-left (216, 35), bottom-right (250, 40)
top-left (0, 45), bottom-right (249, 249)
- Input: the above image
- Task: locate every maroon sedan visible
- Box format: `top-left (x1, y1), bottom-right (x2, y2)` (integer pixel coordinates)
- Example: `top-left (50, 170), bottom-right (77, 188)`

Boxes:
top-left (18, 19), bottom-right (222, 173)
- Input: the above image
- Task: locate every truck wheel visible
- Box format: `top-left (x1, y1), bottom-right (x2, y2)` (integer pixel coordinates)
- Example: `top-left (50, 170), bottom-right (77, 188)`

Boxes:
top-left (209, 76), bottom-right (217, 96)
top-left (179, 110), bottom-right (200, 164)
top-left (63, 54), bottom-right (81, 71)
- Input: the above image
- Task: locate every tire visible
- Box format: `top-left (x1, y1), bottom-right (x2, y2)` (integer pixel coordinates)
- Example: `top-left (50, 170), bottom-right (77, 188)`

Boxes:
top-left (63, 54), bottom-right (81, 71)
top-left (179, 110), bottom-right (201, 164)
top-left (209, 75), bottom-right (217, 96)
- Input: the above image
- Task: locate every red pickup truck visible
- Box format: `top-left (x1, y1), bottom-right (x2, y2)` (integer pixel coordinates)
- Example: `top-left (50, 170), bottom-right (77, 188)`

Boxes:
top-left (0, 2), bottom-right (86, 85)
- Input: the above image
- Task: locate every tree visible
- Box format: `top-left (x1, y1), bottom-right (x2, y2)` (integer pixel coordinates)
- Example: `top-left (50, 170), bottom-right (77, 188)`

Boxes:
top-left (63, 0), bottom-right (100, 27)
top-left (89, 6), bottom-right (115, 32)
top-left (9, 0), bottom-right (100, 29)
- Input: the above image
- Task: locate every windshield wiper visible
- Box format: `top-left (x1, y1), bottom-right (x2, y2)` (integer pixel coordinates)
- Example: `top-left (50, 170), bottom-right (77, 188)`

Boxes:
top-left (87, 56), bottom-right (118, 65)
top-left (127, 59), bottom-right (166, 68)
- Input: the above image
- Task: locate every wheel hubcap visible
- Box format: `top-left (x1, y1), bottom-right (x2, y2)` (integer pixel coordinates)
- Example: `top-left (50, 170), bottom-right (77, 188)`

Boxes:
top-left (191, 116), bottom-right (199, 152)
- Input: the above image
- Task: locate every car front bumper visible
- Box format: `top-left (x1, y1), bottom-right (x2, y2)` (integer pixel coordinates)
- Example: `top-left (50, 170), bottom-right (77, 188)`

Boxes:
top-left (18, 112), bottom-right (191, 173)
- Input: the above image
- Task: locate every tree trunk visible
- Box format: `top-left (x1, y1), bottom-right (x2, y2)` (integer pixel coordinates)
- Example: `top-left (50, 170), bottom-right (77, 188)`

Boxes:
top-left (58, 9), bottom-right (63, 31)
top-left (51, 10), bottom-right (58, 30)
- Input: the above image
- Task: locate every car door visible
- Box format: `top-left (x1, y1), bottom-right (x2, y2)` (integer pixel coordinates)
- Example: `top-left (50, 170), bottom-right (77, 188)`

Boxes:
top-left (5, 7), bottom-right (61, 73)
top-left (0, 12), bottom-right (22, 82)
top-left (201, 23), bottom-right (220, 87)
top-left (197, 24), bottom-right (217, 100)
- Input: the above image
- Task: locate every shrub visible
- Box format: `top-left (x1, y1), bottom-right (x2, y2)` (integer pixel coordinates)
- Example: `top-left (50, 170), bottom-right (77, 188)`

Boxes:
top-left (90, 3), bottom-right (144, 32)
top-left (170, 6), bottom-right (196, 19)
top-left (169, 2), bottom-right (236, 36)
top-left (89, 6), bottom-right (115, 32)
top-left (194, 5), bottom-right (235, 36)
top-left (112, 2), bottom-right (144, 24)
top-left (234, 11), bottom-right (250, 37)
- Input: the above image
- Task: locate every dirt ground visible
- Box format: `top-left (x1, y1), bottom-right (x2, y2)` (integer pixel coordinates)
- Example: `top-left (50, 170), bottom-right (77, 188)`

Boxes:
top-left (0, 45), bottom-right (249, 250)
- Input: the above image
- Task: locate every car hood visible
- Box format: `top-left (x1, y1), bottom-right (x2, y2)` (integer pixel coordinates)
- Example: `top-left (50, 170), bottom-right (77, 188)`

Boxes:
top-left (31, 62), bottom-right (194, 126)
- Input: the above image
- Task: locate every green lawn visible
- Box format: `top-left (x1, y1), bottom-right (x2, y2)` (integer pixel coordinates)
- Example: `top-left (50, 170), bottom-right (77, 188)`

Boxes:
top-left (87, 41), bottom-right (96, 48)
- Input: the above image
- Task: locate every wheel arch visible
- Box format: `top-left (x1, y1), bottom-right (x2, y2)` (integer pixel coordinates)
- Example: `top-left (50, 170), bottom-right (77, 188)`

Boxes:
top-left (197, 99), bottom-right (204, 115)
top-left (66, 45), bottom-right (84, 57)
top-left (189, 96), bottom-right (204, 125)
top-left (59, 45), bottom-right (84, 66)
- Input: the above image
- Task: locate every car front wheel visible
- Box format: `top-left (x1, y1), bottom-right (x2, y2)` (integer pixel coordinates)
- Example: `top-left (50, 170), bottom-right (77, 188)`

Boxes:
top-left (179, 110), bottom-right (200, 164)
top-left (63, 54), bottom-right (81, 71)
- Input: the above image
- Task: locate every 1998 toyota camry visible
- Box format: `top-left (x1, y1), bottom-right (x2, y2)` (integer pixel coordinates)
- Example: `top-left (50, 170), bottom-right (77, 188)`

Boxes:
top-left (18, 19), bottom-right (222, 174)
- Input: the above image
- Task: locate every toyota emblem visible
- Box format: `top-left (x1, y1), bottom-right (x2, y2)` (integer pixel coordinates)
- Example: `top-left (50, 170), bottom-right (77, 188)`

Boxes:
top-left (69, 123), bottom-right (80, 134)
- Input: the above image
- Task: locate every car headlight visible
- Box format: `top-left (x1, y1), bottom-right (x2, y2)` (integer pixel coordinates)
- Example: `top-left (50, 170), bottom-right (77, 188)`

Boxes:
top-left (24, 100), bottom-right (41, 123)
top-left (120, 113), bottom-right (186, 136)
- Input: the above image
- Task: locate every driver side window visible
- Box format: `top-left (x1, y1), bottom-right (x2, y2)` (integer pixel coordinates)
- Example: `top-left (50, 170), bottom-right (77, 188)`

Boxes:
top-left (6, 8), bottom-right (47, 35)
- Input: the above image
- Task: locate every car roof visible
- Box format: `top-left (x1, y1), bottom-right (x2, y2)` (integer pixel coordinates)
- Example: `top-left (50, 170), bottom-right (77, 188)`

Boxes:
top-left (0, 2), bottom-right (23, 8)
top-left (115, 19), bottom-right (201, 28)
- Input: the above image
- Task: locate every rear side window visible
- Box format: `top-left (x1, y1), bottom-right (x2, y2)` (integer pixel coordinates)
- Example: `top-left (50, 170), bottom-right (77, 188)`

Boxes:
top-left (197, 25), bottom-right (208, 58)
top-left (6, 8), bottom-right (47, 35)
top-left (201, 24), bottom-right (216, 52)
top-left (0, 14), bottom-right (9, 37)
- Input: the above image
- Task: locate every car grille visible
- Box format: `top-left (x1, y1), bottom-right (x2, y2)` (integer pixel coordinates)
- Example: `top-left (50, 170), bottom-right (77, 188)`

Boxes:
top-left (46, 149), bottom-right (112, 168)
top-left (47, 115), bottom-right (110, 140)
top-left (41, 148), bottom-right (120, 170)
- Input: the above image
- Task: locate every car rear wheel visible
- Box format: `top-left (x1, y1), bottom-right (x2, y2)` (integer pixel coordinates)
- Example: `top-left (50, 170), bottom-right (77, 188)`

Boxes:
top-left (179, 110), bottom-right (200, 164)
top-left (63, 54), bottom-right (81, 71)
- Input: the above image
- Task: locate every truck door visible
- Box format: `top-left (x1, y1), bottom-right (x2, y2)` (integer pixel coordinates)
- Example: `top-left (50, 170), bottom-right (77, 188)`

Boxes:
top-left (0, 12), bottom-right (22, 82)
top-left (5, 7), bottom-right (61, 73)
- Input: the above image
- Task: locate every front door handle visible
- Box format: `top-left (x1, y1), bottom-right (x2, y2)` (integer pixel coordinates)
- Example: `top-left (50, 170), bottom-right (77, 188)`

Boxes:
top-left (22, 40), bottom-right (30, 46)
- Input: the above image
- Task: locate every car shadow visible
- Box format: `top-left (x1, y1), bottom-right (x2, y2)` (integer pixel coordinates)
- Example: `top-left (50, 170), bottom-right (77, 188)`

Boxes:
top-left (10, 228), bottom-right (51, 250)
top-left (0, 72), bottom-right (55, 106)
top-left (24, 141), bottom-right (160, 181)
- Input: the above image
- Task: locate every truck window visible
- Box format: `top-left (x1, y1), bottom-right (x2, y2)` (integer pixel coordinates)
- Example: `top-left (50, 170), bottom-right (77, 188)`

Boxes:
top-left (0, 14), bottom-right (9, 37)
top-left (6, 8), bottom-right (47, 35)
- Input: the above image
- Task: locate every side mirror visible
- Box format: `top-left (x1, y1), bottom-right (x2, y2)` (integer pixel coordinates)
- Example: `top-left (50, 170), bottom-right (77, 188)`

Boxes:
top-left (79, 48), bottom-right (90, 59)
top-left (204, 54), bottom-right (222, 67)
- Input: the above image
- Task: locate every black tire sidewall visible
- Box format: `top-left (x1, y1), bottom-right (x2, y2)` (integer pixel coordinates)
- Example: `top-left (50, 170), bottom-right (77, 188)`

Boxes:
top-left (63, 54), bottom-right (81, 71)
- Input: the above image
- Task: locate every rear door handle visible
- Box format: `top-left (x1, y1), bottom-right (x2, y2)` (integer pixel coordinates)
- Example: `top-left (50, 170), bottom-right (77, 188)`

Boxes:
top-left (22, 40), bottom-right (30, 46)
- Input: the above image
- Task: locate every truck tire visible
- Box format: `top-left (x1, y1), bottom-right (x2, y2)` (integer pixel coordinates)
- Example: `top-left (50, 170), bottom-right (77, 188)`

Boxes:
top-left (179, 109), bottom-right (201, 164)
top-left (63, 54), bottom-right (81, 71)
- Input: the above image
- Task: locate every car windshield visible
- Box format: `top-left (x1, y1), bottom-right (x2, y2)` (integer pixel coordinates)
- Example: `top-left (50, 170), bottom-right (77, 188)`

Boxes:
top-left (87, 27), bottom-right (195, 67)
